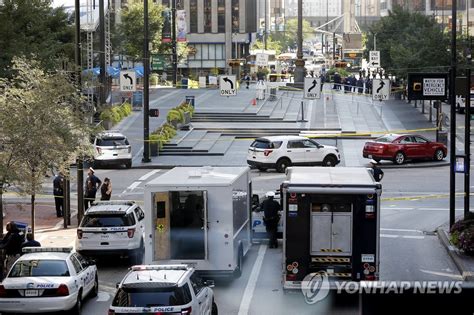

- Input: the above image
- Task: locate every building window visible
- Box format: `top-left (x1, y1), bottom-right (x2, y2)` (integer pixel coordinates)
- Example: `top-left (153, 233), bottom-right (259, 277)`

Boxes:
top-left (218, 0), bottom-right (225, 33)
top-left (232, 0), bottom-right (239, 32)
top-left (190, 0), bottom-right (198, 33)
top-left (204, 0), bottom-right (212, 32)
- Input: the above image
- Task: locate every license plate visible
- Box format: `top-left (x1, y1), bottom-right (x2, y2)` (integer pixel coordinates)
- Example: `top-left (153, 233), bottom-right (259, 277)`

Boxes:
top-left (25, 289), bottom-right (39, 297)
top-left (101, 234), bottom-right (110, 239)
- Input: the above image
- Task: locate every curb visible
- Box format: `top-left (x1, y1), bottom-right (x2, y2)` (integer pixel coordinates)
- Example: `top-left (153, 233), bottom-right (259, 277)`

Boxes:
top-left (374, 161), bottom-right (450, 169)
top-left (436, 227), bottom-right (474, 281)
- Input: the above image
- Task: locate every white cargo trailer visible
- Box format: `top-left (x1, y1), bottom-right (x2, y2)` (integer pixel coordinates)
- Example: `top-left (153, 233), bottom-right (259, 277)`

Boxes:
top-left (144, 167), bottom-right (252, 277)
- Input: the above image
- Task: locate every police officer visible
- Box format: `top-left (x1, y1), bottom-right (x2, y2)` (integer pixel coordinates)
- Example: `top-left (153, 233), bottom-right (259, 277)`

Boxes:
top-left (370, 160), bottom-right (384, 182)
top-left (262, 191), bottom-right (280, 248)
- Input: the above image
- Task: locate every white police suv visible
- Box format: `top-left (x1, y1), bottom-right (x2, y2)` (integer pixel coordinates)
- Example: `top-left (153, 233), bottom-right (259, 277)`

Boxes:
top-left (93, 130), bottom-right (132, 168)
top-left (76, 201), bottom-right (145, 265)
top-left (109, 265), bottom-right (217, 315)
top-left (0, 247), bottom-right (98, 314)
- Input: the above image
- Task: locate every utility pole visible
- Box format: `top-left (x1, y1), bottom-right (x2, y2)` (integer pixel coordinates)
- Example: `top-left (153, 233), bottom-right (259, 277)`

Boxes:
top-left (172, 0), bottom-right (178, 86)
top-left (294, 0), bottom-right (305, 84)
top-left (465, 67), bottom-right (471, 220)
top-left (450, 0), bottom-right (457, 228)
top-left (325, 0), bottom-right (328, 54)
top-left (142, 0), bottom-right (151, 163)
top-left (75, 0), bottom-right (84, 224)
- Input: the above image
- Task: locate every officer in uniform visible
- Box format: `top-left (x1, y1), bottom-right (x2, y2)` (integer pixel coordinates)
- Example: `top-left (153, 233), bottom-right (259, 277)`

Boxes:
top-left (262, 191), bottom-right (281, 248)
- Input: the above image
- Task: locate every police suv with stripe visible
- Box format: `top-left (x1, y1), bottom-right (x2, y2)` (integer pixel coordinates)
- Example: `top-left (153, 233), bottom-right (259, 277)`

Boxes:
top-left (0, 247), bottom-right (98, 314)
top-left (108, 265), bottom-right (218, 315)
top-left (76, 201), bottom-right (146, 264)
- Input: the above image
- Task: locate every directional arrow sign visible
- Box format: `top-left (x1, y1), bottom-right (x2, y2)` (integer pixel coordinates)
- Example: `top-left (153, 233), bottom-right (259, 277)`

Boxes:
top-left (220, 75), bottom-right (237, 96)
top-left (304, 77), bottom-right (321, 99)
top-left (372, 79), bottom-right (391, 101)
top-left (120, 70), bottom-right (136, 92)
top-left (369, 51), bottom-right (380, 68)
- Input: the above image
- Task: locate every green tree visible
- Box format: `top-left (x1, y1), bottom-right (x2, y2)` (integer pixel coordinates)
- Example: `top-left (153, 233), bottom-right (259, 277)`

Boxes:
top-left (365, 6), bottom-right (450, 78)
top-left (0, 0), bottom-right (74, 77)
top-left (271, 19), bottom-right (313, 52)
top-left (0, 57), bottom-right (92, 236)
top-left (119, 0), bottom-right (164, 61)
top-left (252, 38), bottom-right (282, 54)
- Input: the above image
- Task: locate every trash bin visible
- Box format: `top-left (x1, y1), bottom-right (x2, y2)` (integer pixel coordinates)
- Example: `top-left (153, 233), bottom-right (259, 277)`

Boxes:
top-left (437, 130), bottom-right (448, 146)
top-left (181, 78), bottom-right (188, 89)
top-left (185, 95), bottom-right (195, 108)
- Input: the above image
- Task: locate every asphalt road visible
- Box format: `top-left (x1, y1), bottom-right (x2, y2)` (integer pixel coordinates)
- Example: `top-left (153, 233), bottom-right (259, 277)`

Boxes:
top-left (39, 164), bottom-right (463, 315)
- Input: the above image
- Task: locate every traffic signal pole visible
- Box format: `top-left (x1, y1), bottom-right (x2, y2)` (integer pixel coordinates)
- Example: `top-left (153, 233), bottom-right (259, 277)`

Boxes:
top-left (449, 2), bottom-right (457, 228)
top-left (142, 0), bottom-right (151, 163)
top-left (75, 0), bottom-right (84, 224)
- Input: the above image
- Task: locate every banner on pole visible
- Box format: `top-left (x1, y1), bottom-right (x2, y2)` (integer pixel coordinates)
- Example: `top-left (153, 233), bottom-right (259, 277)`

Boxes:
top-left (176, 10), bottom-right (187, 42)
top-left (162, 9), bottom-right (172, 43)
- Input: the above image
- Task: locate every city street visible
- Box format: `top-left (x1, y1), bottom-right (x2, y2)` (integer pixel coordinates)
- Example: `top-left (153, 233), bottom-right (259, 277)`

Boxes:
top-left (11, 164), bottom-right (466, 314)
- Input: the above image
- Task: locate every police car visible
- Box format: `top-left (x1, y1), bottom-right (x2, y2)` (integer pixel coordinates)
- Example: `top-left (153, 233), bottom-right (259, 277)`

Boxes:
top-left (0, 247), bottom-right (98, 314)
top-left (108, 265), bottom-right (218, 315)
top-left (76, 201), bottom-right (145, 265)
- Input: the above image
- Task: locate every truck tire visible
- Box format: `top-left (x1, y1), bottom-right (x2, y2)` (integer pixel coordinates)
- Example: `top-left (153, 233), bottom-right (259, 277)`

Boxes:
top-left (233, 246), bottom-right (244, 278)
top-left (276, 158), bottom-right (291, 173)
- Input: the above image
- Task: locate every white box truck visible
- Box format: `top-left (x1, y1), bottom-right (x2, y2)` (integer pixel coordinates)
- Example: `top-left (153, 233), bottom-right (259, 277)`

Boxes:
top-left (281, 167), bottom-right (381, 289)
top-left (144, 166), bottom-right (252, 277)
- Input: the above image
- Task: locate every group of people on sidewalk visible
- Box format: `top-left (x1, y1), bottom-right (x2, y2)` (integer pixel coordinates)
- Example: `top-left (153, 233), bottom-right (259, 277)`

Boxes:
top-left (332, 72), bottom-right (373, 94)
top-left (53, 167), bottom-right (113, 217)
top-left (0, 222), bottom-right (41, 280)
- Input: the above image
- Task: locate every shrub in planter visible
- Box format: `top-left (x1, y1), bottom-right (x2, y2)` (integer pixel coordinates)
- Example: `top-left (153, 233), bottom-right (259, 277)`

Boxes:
top-left (150, 74), bottom-right (159, 86)
top-left (459, 226), bottom-right (474, 255)
top-left (450, 219), bottom-right (474, 247)
top-left (167, 109), bottom-right (184, 125)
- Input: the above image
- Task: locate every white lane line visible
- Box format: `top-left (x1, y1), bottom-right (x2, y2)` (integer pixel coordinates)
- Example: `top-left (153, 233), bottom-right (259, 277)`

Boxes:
top-left (121, 181), bottom-right (141, 195)
top-left (380, 234), bottom-right (399, 238)
top-left (382, 207), bottom-right (466, 212)
top-left (138, 170), bottom-right (161, 181)
top-left (381, 228), bottom-right (423, 233)
top-left (238, 244), bottom-right (267, 315)
top-left (402, 235), bottom-right (425, 239)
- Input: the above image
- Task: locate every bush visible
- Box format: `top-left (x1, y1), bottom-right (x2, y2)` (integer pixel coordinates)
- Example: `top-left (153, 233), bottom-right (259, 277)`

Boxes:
top-left (459, 226), bottom-right (474, 255)
top-left (150, 74), bottom-right (159, 86)
top-left (167, 109), bottom-right (184, 123)
top-left (450, 218), bottom-right (474, 250)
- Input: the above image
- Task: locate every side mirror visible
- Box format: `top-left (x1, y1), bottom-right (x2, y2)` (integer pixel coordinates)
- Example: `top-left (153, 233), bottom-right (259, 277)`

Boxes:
top-left (252, 194), bottom-right (260, 207)
top-left (116, 282), bottom-right (120, 289)
top-left (88, 259), bottom-right (97, 266)
top-left (204, 280), bottom-right (215, 288)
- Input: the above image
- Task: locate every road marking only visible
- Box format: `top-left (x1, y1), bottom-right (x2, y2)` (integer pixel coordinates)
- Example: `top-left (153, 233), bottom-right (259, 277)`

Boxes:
top-left (238, 244), bottom-right (267, 315)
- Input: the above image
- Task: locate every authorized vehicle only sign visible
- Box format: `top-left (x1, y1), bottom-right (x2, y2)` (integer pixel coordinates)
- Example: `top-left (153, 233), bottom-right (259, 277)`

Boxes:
top-left (423, 78), bottom-right (445, 96)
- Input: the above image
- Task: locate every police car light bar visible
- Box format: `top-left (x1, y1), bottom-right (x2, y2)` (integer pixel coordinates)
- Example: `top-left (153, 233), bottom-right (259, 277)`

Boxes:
top-left (91, 200), bottom-right (136, 206)
top-left (131, 264), bottom-right (189, 271)
top-left (22, 247), bottom-right (73, 254)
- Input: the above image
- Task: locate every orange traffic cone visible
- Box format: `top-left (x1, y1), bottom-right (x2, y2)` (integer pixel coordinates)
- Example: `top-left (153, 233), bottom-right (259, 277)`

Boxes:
top-left (251, 98), bottom-right (257, 106)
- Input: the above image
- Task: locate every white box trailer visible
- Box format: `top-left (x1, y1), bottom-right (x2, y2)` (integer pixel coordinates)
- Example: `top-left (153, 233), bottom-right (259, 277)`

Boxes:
top-left (282, 167), bottom-right (381, 289)
top-left (144, 166), bottom-right (252, 277)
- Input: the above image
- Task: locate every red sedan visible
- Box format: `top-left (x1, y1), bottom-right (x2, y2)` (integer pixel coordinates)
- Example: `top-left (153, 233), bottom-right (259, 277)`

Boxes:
top-left (363, 134), bottom-right (447, 165)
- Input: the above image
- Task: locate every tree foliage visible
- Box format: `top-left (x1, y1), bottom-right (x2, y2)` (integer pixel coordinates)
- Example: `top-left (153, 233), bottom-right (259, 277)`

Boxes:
top-left (365, 6), bottom-right (450, 78)
top-left (0, 57), bottom-right (92, 235)
top-left (252, 38), bottom-right (282, 54)
top-left (0, 0), bottom-right (74, 77)
top-left (270, 19), bottom-right (313, 52)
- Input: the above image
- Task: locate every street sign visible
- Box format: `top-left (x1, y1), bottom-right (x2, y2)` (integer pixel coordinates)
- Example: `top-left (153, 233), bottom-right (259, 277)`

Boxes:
top-left (120, 70), bottom-right (136, 92)
top-left (303, 77), bottom-right (321, 99)
top-left (372, 79), bottom-right (390, 101)
top-left (220, 75), bottom-right (237, 96)
top-left (407, 73), bottom-right (448, 101)
top-left (132, 91), bottom-right (143, 109)
top-left (369, 51), bottom-right (380, 68)
top-left (256, 53), bottom-right (269, 67)
top-left (455, 155), bottom-right (466, 173)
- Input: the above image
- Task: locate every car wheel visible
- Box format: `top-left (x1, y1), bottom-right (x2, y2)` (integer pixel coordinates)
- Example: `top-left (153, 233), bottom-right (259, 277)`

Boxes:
top-left (125, 161), bottom-right (132, 169)
top-left (90, 275), bottom-right (99, 298)
top-left (257, 166), bottom-right (267, 172)
top-left (233, 246), bottom-right (244, 279)
top-left (212, 300), bottom-right (218, 315)
top-left (130, 242), bottom-right (144, 265)
top-left (322, 155), bottom-right (337, 167)
top-left (393, 152), bottom-right (405, 165)
top-left (434, 149), bottom-right (444, 161)
top-left (276, 158), bottom-right (291, 173)
top-left (71, 290), bottom-right (82, 315)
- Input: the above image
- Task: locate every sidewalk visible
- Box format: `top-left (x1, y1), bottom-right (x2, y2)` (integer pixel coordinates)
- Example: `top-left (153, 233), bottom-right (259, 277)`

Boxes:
top-left (4, 201), bottom-right (69, 232)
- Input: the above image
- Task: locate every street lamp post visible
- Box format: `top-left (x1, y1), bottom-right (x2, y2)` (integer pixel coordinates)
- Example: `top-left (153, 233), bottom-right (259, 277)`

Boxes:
top-left (449, 0), bottom-right (457, 227)
top-left (294, 0), bottom-right (305, 85)
top-left (142, 0), bottom-right (151, 163)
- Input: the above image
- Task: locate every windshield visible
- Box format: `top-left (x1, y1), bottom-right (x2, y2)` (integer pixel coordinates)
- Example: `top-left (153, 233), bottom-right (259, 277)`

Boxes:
top-left (96, 137), bottom-right (129, 147)
top-left (9, 260), bottom-right (70, 277)
top-left (81, 213), bottom-right (135, 227)
top-left (112, 286), bottom-right (192, 307)
top-left (375, 135), bottom-right (398, 143)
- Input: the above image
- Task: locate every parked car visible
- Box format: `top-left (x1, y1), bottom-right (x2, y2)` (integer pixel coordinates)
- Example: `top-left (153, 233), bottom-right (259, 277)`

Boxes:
top-left (108, 264), bottom-right (218, 315)
top-left (76, 201), bottom-right (145, 265)
top-left (247, 136), bottom-right (340, 173)
top-left (93, 130), bottom-right (132, 168)
top-left (0, 247), bottom-right (98, 314)
top-left (362, 134), bottom-right (447, 165)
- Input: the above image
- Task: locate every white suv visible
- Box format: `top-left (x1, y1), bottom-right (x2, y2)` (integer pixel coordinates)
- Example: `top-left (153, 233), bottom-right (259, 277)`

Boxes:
top-left (247, 135), bottom-right (340, 173)
top-left (76, 201), bottom-right (145, 265)
top-left (109, 265), bottom-right (218, 315)
top-left (93, 131), bottom-right (132, 168)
